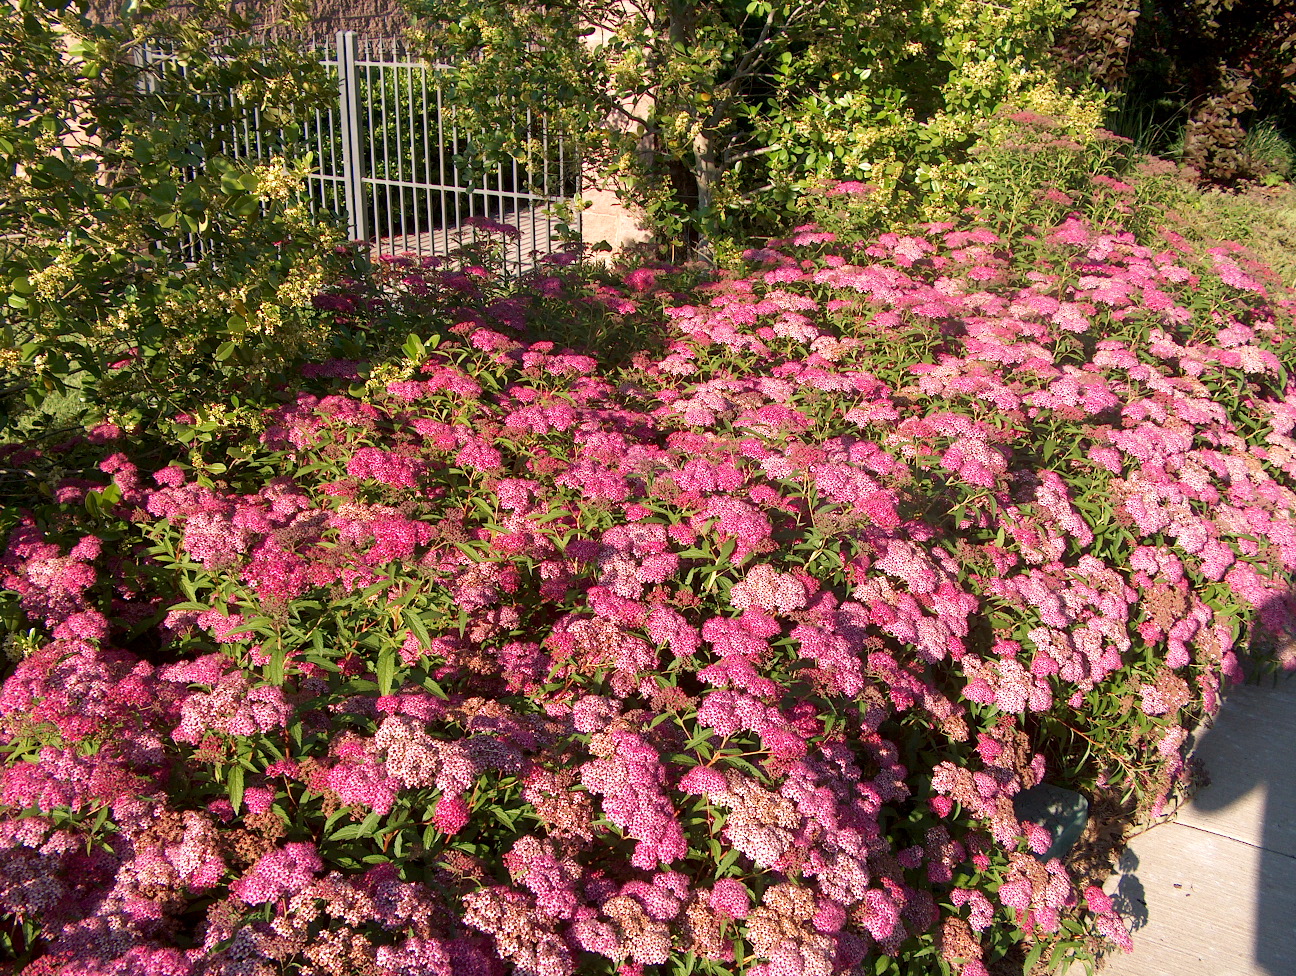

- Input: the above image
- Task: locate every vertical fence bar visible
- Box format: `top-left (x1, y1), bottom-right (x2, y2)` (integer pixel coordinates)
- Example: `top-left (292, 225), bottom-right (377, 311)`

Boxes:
top-left (406, 57), bottom-right (423, 261)
top-left (389, 47), bottom-right (401, 251)
top-left (324, 39), bottom-right (342, 218)
top-left (510, 153), bottom-right (521, 273)
top-left (336, 31), bottom-right (367, 243)
top-left (436, 73), bottom-right (451, 255)
top-left (526, 108), bottom-right (537, 270)
top-left (451, 102), bottom-right (464, 239)
top-left (421, 66), bottom-right (436, 260)
top-left (392, 47), bottom-right (408, 255)
top-left (363, 40), bottom-right (382, 257)
top-left (253, 104), bottom-right (264, 158)
top-left (542, 113), bottom-right (553, 259)
top-left (306, 38), bottom-right (320, 214)
top-left (377, 41), bottom-right (394, 256)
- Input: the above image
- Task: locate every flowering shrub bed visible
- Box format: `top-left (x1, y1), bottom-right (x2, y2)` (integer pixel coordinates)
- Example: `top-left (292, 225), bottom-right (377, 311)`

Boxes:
top-left (1, 194), bottom-right (1294, 976)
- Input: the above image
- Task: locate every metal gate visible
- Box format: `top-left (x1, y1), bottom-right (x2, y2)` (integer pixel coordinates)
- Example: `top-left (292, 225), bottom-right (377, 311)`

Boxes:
top-left (320, 33), bottom-right (581, 271)
top-left (140, 32), bottom-right (581, 275)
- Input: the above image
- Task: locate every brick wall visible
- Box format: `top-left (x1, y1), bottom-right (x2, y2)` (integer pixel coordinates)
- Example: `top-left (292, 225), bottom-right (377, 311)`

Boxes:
top-left (84, 1), bottom-right (411, 38)
top-left (267, 0), bottom-right (412, 38)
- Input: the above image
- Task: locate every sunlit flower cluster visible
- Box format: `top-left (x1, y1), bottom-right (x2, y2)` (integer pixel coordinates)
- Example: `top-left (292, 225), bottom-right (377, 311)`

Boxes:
top-left (1, 185), bottom-right (1293, 975)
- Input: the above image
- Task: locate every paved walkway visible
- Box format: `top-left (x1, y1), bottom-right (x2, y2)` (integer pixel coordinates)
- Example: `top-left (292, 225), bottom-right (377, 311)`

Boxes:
top-left (371, 203), bottom-right (563, 273)
top-left (1078, 674), bottom-right (1296, 975)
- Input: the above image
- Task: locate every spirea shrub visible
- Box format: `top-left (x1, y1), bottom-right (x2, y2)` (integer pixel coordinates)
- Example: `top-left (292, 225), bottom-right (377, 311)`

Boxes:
top-left (1, 186), bottom-right (1294, 976)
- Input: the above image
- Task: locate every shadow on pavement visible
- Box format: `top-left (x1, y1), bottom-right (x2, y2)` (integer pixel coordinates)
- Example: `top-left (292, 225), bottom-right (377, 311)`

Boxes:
top-left (1185, 668), bottom-right (1296, 976)
top-left (1109, 849), bottom-right (1149, 932)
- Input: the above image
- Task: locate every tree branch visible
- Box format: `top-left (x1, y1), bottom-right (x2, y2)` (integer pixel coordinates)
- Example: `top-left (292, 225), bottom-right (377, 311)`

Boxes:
top-left (730, 5), bottom-right (780, 82)
top-left (722, 142), bottom-right (782, 166)
top-left (606, 99), bottom-right (654, 131)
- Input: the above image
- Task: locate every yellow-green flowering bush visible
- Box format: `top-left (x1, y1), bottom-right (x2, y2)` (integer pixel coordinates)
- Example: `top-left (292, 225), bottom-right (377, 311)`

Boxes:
top-left (758, 0), bottom-right (1110, 232)
top-left (403, 0), bottom-right (1108, 254)
top-left (0, 0), bottom-right (358, 435)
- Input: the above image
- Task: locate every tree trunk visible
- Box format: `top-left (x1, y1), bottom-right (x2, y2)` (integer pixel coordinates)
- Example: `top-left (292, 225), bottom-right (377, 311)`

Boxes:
top-left (692, 130), bottom-right (718, 216)
top-left (669, 1), bottom-right (717, 260)
top-left (690, 129), bottom-right (719, 261)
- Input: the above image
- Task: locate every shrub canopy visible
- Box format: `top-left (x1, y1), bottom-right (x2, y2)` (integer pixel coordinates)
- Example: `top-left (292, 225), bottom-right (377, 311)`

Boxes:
top-left (0, 177), bottom-right (1293, 974)
top-left (0, 0), bottom-right (353, 436)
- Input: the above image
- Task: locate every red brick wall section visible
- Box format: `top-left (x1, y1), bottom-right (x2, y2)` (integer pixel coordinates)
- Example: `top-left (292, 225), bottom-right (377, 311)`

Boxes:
top-left (84, 1), bottom-right (412, 39)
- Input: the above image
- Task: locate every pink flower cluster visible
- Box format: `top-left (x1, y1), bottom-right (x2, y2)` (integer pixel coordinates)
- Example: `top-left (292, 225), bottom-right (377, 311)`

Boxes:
top-left (1, 524), bottom-right (104, 637)
top-left (172, 672), bottom-right (292, 744)
top-left (578, 716), bottom-right (687, 870)
top-left (4, 191), bottom-right (1295, 976)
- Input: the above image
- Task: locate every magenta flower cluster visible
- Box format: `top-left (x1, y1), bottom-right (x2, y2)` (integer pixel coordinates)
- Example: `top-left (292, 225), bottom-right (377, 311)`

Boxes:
top-left (0, 188), bottom-right (1293, 976)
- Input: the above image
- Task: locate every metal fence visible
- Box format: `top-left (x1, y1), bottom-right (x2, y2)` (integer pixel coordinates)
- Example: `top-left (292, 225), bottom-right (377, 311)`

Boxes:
top-left (139, 32), bottom-right (581, 275)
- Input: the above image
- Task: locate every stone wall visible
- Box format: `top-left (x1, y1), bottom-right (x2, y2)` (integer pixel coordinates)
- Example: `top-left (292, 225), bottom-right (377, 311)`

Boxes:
top-left (579, 185), bottom-right (650, 256)
top-left (280, 0), bottom-right (411, 37)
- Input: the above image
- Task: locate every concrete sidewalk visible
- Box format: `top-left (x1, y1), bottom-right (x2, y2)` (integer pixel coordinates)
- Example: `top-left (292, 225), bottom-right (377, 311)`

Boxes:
top-left (1081, 675), bottom-right (1296, 975)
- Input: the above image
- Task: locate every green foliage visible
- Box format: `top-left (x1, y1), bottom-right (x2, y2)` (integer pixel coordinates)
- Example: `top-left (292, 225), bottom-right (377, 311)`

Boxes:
top-left (810, 110), bottom-right (1296, 291)
top-left (404, 0), bottom-right (818, 252)
top-left (800, 106), bottom-right (1139, 245)
top-left (402, 0), bottom-right (1103, 254)
top-left (1132, 171), bottom-right (1296, 288)
top-left (1242, 123), bottom-right (1295, 181)
top-left (755, 0), bottom-right (1103, 225)
top-left (1062, 0), bottom-right (1296, 182)
top-left (0, 0), bottom-right (358, 437)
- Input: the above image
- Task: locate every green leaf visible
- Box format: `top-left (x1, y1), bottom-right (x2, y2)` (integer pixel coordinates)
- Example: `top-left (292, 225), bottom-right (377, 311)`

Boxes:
top-left (330, 810), bottom-right (383, 841)
top-left (359, 579), bottom-right (395, 601)
top-left (227, 766), bottom-right (245, 815)
top-left (684, 727), bottom-right (714, 751)
top-left (230, 193), bottom-right (261, 217)
top-left (321, 808), bottom-right (351, 836)
top-left (490, 805), bottom-right (518, 828)
top-left (1022, 941), bottom-right (1047, 972)
top-left (403, 333), bottom-right (426, 361)
top-left (266, 640), bottom-right (286, 686)
top-left (376, 645), bottom-right (396, 697)
top-left (224, 616), bottom-right (276, 639)
top-left (215, 341), bottom-right (236, 362)
top-left (724, 755), bottom-right (763, 780)
top-left (405, 611), bottom-right (432, 651)
top-left (149, 181), bottom-right (178, 206)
